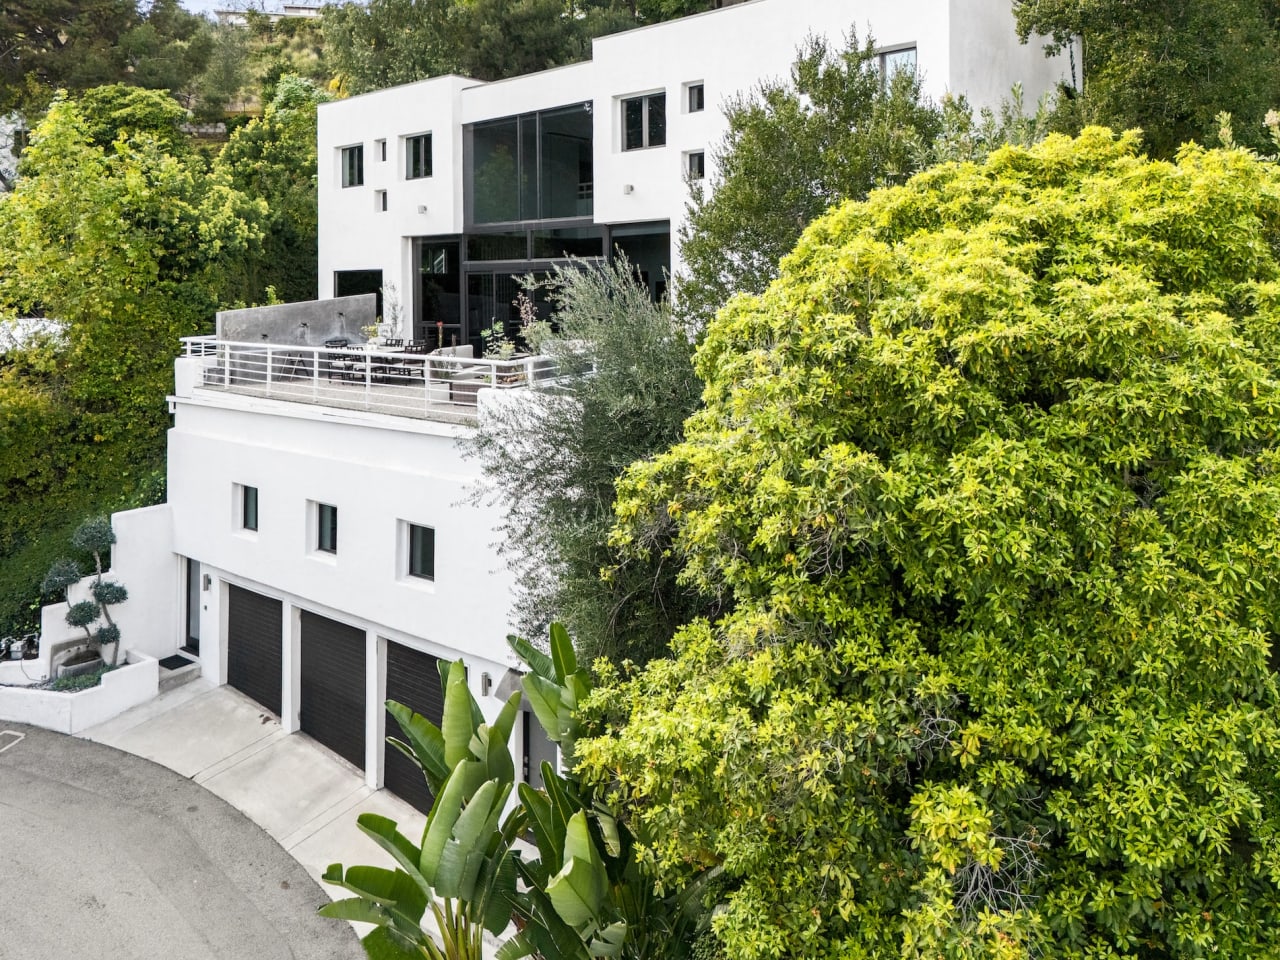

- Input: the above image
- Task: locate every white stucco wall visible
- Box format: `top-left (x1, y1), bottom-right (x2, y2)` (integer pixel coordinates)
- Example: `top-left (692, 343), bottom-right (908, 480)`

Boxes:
top-left (109, 504), bottom-right (180, 660)
top-left (317, 75), bottom-right (473, 302)
top-left (315, 0), bottom-right (1075, 317)
top-left (166, 393), bottom-right (516, 673)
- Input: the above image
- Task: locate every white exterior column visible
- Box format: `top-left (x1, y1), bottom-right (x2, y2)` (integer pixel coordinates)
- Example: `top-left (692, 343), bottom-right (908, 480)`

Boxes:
top-left (365, 631), bottom-right (384, 790)
top-left (281, 602), bottom-right (302, 733)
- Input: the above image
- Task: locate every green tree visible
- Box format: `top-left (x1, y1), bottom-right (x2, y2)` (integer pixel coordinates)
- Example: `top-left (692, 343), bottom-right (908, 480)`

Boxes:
top-left (1013, 0), bottom-right (1280, 157)
top-left (214, 74), bottom-right (330, 304)
top-left (0, 0), bottom-right (215, 116)
top-left (464, 260), bottom-right (706, 665)
top-left (676, 29), bottom-right (943, 329)
top-left (0, 90), bottom-right (262, 633)
top-left (321, 0), bottom-right (457, 94)
top-left (583, 129), bottom-right (1280, 958)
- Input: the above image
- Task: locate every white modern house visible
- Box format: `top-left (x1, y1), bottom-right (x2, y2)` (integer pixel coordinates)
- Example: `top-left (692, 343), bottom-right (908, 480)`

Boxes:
top-left (44, 0), bottom-right (1072, 815)
top-left (316, 0), bottom-right (1074, 351)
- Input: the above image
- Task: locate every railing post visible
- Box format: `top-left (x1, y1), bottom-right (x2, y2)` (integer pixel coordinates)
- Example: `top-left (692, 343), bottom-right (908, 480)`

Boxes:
top-left (364, 347), bottom-right (372, 409)
top-left (312, 347), bottom-right (320, 401)
top-left (223, 343), bottom-right (231, 388)
top-left (265, 345), bottom-right (274, 396)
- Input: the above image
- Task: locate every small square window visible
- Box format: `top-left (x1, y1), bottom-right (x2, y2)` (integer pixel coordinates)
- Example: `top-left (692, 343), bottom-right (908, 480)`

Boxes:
top-left (406, 133), bottom-right (432, 180)
top-left (375, 189), bottom-right (388, 212)
top-left (687, 150), bottom-right (705, 180)
top-left (317, 503), bottom-right (338, 553)
top-left (687, 83), bottom-right (704, 113)
top-left (408, 524), bottom-right (435, 580)
top-left (341, 144), bottom-right (364, 187)
top-left (622, 93), bottom-right (666, 151)
top-left (242, 485), bottom-right (258, 531)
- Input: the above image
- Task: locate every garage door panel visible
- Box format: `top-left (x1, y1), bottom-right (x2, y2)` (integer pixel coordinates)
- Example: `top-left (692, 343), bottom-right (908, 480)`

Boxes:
top-left (300, 611), bottom-right (366, 771)
top-left (226, 585), bottom-right (282, 716)
top-left (384, 642), bottom-right (444, 814)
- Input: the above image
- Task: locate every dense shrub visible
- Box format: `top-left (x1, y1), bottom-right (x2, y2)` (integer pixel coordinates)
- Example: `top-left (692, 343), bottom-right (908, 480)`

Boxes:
top-left (584, 129), bottom-right (1280, 958)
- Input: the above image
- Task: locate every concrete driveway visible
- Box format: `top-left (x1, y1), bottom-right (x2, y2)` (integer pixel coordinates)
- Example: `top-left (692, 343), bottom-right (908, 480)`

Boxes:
top-left (0, 721), bottom-right (364, 960)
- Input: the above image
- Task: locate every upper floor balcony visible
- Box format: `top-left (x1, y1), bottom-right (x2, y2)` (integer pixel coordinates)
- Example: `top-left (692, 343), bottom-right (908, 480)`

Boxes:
top-left (175, 336), bottom-right (560, 424)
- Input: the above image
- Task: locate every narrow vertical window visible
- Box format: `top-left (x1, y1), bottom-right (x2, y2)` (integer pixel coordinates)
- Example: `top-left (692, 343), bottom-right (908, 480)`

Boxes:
top-left (341, 145), bottom-right (364, 187)
top-left (318, 503), bottom-right (338, 552)
top-left (406, 133), bottom-right (433, 179)
top-left (687, 83), bottom-right (704, 113)
top-left (242, 485), bottom-right (259, 531)
top-left (375, 189), bottom-right (388, 211)
top-left (408, 524), bottom-right (435, 580)
top-left (687, 150), bottom-right (705, 180)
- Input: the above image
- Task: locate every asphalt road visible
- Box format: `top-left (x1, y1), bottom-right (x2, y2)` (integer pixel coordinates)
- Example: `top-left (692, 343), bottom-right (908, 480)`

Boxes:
top-left (0, 723), bottom-right (363, 960)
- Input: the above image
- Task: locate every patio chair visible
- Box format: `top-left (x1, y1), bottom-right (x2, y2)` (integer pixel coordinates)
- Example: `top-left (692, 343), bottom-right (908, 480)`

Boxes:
top-left (323, 338), bottom-right (356, 381)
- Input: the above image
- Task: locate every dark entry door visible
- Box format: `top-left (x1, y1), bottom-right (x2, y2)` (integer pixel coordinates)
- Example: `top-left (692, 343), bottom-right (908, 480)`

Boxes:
top-left (384, 642), bottom-right (444, 813)
top-left (300, 611), bottom-right (367, 770)
top-left (226, 585), bottom-right (282, 716)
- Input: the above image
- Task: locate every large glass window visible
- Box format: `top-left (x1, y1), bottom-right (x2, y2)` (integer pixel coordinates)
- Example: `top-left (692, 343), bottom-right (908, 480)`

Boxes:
top-left (406, 133), bottom-right (432, 179)
top-left (539, 105), bottom-right (593, 220)
top-left (472, 118), bottom-right (521, 223)
top-left (341, 145), bottom-right (364, 187)
top-left (469, 103), bottom-right (593, 224)
top-left (623, 93), bottom-right (666, 150)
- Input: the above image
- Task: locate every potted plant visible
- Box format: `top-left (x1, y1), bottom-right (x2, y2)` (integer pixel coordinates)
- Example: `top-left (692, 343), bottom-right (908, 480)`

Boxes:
top-left (40, 517), bottom-right (129, 670)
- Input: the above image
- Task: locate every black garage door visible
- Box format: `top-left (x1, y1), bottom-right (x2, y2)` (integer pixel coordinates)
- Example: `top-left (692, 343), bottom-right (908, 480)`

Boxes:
top-left (226, 585), bottom-right (282, 716)
top-left (384, 642), bottom-right (444, 813)
top-left (300, 611), bottom-right (367, 770)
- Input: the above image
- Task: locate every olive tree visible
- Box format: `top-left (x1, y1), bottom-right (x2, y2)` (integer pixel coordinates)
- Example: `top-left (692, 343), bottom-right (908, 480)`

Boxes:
top-left (581, 129), bottom-right (1280, 958)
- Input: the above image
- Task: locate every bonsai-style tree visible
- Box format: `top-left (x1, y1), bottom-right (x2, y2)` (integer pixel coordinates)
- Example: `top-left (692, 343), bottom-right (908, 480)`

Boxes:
top-left (586, 129), bottom-right (1280, 958)
top-left (41, 517), bottom-right (128, 667)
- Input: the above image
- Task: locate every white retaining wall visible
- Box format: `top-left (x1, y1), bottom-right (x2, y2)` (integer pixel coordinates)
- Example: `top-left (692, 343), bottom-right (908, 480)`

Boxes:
top-left (0, 654), bottom-right (160, 735)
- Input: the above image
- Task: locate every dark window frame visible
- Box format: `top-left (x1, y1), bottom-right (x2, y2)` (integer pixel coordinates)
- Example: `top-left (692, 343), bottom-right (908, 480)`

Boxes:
top-left (408, 524), bottom-right (435, 580)
top-left (687, 150), bottom-right (705, 180)
top-left (622, 92), bottom-right (666, 151)
top-left (317, 503), bottom-right (338, 553)
top-left (406, 132), bottom-right (433, 180)
top-left (242, 485), bottom-right (259, 532)
top-left (687, 83), bottom-right (705, 113)
top-left (341, 144), bottom-right (364, 188)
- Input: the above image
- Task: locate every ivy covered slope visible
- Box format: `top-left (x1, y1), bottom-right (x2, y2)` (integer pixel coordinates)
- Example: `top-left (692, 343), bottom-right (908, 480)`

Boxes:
top-left (585, 129), bottom-right (1280, 958)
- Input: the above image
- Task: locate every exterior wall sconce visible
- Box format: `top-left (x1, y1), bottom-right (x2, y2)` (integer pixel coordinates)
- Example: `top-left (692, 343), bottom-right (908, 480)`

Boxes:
top-left (201, 574), bottom-right (211, 591)
top-left (417, 204), bottom-right (429, 214)
top-left (480, 671), bottom-right (492, 696)
top-left (622, 184), bottom-right (634, 195)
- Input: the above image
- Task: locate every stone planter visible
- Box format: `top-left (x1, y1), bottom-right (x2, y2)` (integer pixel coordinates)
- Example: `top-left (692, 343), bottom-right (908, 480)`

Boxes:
top-left (56, 650), bottom-right (103, 679)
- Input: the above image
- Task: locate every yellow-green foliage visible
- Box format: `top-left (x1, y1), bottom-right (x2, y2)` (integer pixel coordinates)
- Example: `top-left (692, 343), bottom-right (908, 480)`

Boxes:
top-left (585, 129), bottom-right (1280, 958)
top-left (0, 91), bottom-right (263, 632)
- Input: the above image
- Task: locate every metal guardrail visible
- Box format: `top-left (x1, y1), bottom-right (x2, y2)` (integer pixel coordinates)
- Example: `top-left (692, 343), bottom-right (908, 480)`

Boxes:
top-left (179, 337), bottom-right (559, 420)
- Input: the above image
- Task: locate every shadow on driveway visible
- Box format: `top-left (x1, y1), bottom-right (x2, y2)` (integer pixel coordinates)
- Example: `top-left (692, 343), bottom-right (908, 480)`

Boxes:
top-left (0, 723), bottom-right (363, 960)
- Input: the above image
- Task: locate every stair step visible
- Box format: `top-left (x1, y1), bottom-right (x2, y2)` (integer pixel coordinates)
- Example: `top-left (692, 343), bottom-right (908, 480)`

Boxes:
top-left (159, 661), bottom-right (202, 693)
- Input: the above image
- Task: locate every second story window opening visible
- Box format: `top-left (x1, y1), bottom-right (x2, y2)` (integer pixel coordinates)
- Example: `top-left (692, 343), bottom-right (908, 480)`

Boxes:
top-left (687, 83), bottom-right (705, 113)
top-left (341, 144), bottom-right (364, 187)
top-left (469, 103), bottom-right (593, 225)
top-left (406, 133), bottom-right (432, 179)
top-left (623, 92), bottom-right (666, 151)
top-left (877, 46), bottom-right (917, 83)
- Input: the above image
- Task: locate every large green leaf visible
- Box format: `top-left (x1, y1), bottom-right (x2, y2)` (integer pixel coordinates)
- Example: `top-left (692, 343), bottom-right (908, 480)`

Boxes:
top-left (434, 838), bottom-right (485, 901)
top-left (478, 846), bottom-right (519, 935)
top-left (518, 782), bottom-right (562, 874)
top-left (355, 813), bottom-right (431, 893)
top-left (360, 925), bottom-right (429, 960)
top-left (508, 632), bottom-right (553, 681)
top-left (440, 660), bottom-right (475, 769)
top-left (317, 896), bottom-right (390, 926)
top-left (421, 765), bottom-right (469, 882)
top-left (547, 813), bottom-right (608, 931)
top-left (549, 621), bottom-right (577, 682)
top-left (523, 673), bottom-right (565, 743)
top-left (386, 698), bottom-right (449, 787)
top-left (586, 921), bottom-right (627, 958)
